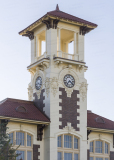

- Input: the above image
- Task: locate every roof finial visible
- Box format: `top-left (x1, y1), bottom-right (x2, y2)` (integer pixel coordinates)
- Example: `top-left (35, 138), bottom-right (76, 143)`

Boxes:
top-left (56, 4), bottom-right (59, 11)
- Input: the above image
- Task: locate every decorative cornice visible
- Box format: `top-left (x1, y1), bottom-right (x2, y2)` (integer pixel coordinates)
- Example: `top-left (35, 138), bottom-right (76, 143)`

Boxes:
top-left (22, 31), bottom-right (34, 40)
top-left (42, 18), bottom-right (59, 29)
top-left (80, 26), bottom-right (93, 35)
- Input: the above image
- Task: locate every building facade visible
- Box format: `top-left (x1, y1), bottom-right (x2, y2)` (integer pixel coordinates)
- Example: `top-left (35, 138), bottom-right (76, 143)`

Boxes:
top-left (0, 5), bottom-right (114, 160)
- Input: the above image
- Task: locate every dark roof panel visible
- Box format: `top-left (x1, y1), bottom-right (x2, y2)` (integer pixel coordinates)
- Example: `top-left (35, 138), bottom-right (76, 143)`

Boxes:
top-left (87, 110), bottom-right (114, 131)
top-left (0, 98), bottom-right (50, 123)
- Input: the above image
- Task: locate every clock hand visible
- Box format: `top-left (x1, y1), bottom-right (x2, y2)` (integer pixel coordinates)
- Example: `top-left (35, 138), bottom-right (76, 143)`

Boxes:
top-left (68, 80), bottom-right (73, 85)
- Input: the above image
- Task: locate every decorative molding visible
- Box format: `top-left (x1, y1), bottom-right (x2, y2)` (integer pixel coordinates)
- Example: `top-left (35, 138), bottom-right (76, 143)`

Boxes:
top-left (37, 124), bottom-right (46, 141)
top-left (41, 61), bottom-right (49, 69)
top-left (63, 122), bottom-right (75, 133)
top-left (45, 77), bottom-right (58, 97)
top-left (80, 26), bottom-right (93, 35)
top-left (23, 31), bottom-right (34, 40)
top-left (87, 130), bottom-right (92, 140)
top-left (79, 82), bottom-right (87, 101)
top-left (42, 18), bottom-right (59, 29)
top-left (45, 77), bottom-right (50, 97)
top-left (59, 68), bottom-right (79, 97)
top-left (51, 77), bottom-right (58, 97)
top-left (54, 60), bottom-right (63, 68)
top-left (28, 85), bottom-right (33, 101)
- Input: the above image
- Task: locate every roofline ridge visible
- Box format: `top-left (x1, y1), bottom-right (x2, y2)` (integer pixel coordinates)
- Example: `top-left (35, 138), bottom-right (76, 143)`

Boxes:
top-left (89, 112), bottom-right (114, 123)
top-left (48, 10), bottom-right (97, 26)
top-left (0, 98), bottom-right (8, 105)
top-left (1, 97), bottom-right (34, 104)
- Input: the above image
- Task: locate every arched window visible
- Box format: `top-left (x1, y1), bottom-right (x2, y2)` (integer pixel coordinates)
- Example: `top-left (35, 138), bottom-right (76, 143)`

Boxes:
top-left (9, 131), bottom-right (32, 160)
top-left (57, 134), bottom-right (79, 160)
top-left (90, 140), bottom-right (109, 160)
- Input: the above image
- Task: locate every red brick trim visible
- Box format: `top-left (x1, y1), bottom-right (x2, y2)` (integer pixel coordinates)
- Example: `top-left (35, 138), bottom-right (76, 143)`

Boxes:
top-left (87, 150), bottom-right (90, 160)
top-left (33, 144), bottom-right (40, 160)
top-left (59, 88), bottom-right (80, 131)
top-left (110, 151), bottom-right (114, 160)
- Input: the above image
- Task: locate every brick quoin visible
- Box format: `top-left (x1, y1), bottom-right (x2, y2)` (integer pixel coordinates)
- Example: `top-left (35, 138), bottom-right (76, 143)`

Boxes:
top-left (33, 145), bottom-right (40, 160)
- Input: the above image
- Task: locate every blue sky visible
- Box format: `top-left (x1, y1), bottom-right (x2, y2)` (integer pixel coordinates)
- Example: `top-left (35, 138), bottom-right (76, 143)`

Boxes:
top-left (0, 0), bottom-right (114, 120)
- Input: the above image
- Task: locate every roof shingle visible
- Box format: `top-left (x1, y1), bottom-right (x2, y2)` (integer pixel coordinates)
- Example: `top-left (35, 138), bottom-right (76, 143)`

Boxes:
top-left (0, 98), bottom-right (50, 123)
top-left (87, 110), bottom-right (114, 131)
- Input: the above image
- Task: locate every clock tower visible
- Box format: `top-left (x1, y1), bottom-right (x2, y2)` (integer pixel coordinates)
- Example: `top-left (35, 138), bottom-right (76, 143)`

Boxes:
top-left (19, 5), bottom-right (97, 160)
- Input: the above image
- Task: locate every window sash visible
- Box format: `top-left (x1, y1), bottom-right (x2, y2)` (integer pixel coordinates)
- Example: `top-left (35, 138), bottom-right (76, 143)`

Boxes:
top-left (16, 150), bottom-right (25, 160)
top-left (9, 132), bottom-right (13, 144)
top-left (96, 158), bottom-right (103, 160)
top-left (58, 152), bottom-right (62, 160)
top-left (90, 142), bottom-right (93, 152)
top-left (105, 143), bottom-right (108, 154)
top-left (16, 132), bottom-right (25, 146)
top-left (74, 137), bottom-right (78, 149)
top-left (90, 157), bottom-right (93, 160)
top-left (58, 136), bottom-right (62, 147)
top-left (64, 135), bottom-right (72, 148)
top-left (64, 153), bottom-right (72, 160)
top-left (27, 134), bottom-right (31, 146)
top-left (27, 151), bottom-right (32, 160)
top-left (74, 153), bottom-right (78, 160)
top-left (95, 141), bottom-right (102, 153)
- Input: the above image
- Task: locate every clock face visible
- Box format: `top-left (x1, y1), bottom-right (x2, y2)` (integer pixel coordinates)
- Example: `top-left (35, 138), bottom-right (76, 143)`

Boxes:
top-left (35, 76), bottom-right (42, 90)
top-left (64, 74), bottom-right (75, 88)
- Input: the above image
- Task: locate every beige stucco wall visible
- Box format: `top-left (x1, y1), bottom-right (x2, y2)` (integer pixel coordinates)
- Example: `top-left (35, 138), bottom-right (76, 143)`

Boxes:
top-left (7, 121), bottom-right (44, 160)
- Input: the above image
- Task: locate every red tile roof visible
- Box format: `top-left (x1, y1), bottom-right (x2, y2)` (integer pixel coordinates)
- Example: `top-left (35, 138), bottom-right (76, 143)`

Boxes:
top-left (87, 110), bottom-right (114, 131)
top-left (19, 5), bottom-right (97, 35)
top-left (0, 98), bottom-right (50, 123)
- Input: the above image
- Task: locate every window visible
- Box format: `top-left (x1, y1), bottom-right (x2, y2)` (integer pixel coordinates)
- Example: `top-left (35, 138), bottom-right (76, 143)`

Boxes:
top-left (105, 142), bottom-right (108, 154)
top-left (64, 135), bottom-right (72, 148)
top-left (27, 151), bottom-right (32, 160)
top-left (27, 134), bottom-right (31, 146)
top-left (96, 158), bottom-right (103, 160)
top-left (74, 153), bottom-right (78, 160)
top-left (64, 153), bottom-right (72, 160)
top-left (16, 150), bottom-right (25, 160)
top-left (90, 141), bottom-right (93, 152)
top-left (57, 134), bottom-right (79, 160)
top-left (58, 136), bottom-right (62, 147)
top-left (90, 140), bottom-right (109, 160)
top-left (9, 132), bottom-right (13, 144)
top-left (74, 137), bottom-right (78, 149)
top-left (95, 141), bottom-right (102, 153)
top-left (9, 131), bottom-right (32, 160)
top-left (58, 152), bottom-right (62, 160)
top-left (16, 132), bottom-right (24, 145)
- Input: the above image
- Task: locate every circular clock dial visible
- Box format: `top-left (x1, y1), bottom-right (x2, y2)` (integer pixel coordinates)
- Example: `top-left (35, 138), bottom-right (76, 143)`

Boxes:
top-left (64, 74), bottom-right (75, 88)
top-left (35, 76), bottom-right (42, 90)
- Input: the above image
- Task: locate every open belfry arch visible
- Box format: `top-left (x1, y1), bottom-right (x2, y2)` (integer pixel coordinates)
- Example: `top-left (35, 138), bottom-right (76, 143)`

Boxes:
top-left (1, 4), bottom-right (114, 160)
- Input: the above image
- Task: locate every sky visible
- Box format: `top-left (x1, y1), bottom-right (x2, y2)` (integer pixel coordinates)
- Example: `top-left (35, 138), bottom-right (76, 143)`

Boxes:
top-left (0, 0), bottom-right (114, 120)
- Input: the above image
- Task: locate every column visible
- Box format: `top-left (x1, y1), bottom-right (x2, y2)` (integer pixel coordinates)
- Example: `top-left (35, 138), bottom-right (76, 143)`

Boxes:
top-left (36, 35), bottom-right (38, 58)
top-left (58, 28), bottom-right (61, 51)
top-left (74, 32), bottom-right (77, 60)
top-left (58, 28), bottom-right (61, 57)
top-left (44, 29), bottom-right (47, 58)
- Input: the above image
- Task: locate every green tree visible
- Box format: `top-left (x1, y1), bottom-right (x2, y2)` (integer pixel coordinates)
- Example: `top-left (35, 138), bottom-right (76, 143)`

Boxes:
top-left (0, 120), bottom-right (20, 160)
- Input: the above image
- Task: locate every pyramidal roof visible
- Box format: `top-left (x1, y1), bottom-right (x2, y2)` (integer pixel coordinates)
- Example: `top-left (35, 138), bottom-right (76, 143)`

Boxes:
top-left (19, 4), bottom-right (97, 35)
